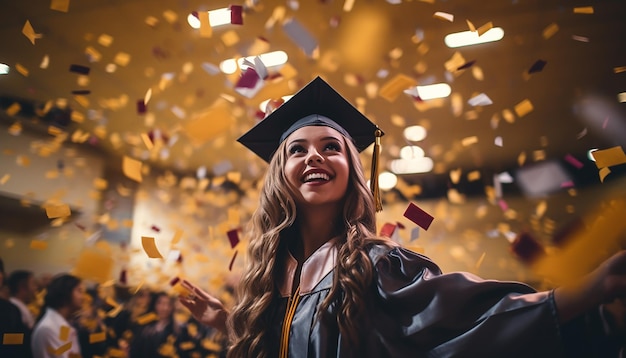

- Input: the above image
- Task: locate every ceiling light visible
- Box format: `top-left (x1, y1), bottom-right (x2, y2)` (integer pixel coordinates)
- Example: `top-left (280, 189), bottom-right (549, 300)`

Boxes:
top-left (390, 157), bottom-right (434, 174)
top-left (405, 83), bottom-right (451, 100)
top-left (187, 8), bottom-right (232, 29)
top-left (0, 63), bottom-right (9, 75)
top-left (444, 27), bottom-right (504, 48)
top-left (403, 125), bottom-right (427, 142)
top-left (399, 145), bottom-right (425, 159)
top-left (378, 171), bottom-right (398, 190)
top-left (219, 51), bottom-right (289, 74)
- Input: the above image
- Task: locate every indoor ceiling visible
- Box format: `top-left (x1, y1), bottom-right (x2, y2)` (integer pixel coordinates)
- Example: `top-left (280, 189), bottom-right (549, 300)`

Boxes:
top-left (1, 0), bottom-right (625, 198)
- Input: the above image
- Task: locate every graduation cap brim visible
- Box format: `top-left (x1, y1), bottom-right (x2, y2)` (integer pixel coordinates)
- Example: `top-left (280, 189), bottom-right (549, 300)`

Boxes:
top-left (237, 76), bottom-right (383, 163)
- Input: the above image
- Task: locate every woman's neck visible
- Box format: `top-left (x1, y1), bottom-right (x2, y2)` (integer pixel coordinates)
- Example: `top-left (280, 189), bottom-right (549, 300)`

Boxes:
top-left (295, 204), bottom-right (341, 261)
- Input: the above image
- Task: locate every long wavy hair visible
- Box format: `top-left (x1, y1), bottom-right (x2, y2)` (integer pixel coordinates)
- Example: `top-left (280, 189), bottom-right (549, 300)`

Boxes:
top-left (227, 130), bottom-right (393, 357)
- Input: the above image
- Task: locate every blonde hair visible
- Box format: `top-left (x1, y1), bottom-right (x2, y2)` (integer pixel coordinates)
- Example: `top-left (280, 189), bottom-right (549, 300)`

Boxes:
top-left (227, 132), bottom-right (393, 357)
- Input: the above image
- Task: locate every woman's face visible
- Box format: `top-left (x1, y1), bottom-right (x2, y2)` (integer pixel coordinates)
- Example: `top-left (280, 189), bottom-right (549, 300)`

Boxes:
top-left (284, 125), bottom-right (350, 208)
top-left (155, 295), bottom-right (173, 320)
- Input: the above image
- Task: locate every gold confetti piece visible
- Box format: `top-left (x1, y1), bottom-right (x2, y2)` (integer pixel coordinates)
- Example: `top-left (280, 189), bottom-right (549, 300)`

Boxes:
top-left (502, 108), bottom-right (515, 123)
top-left (30, 240), bottom-right (48, 250)
top-left (47, 342), bottom-right (72, 355)
top-left (6, 103), bottom-right (22, 116)
top-left (141, 236), bottom-right (163, 258)
top-left (136, 312), bottom-right (158, 325)
top-left (179, 341), bottom-right (195, 350)
top-left (476, 21), bottom-right (493, 37)
top-left (3, 333), bottom-right (24, 345)
top-left (22, 20), bottom-right (42, 45)
top-left (573, 6), bottom-right (593, 14)
top-left (599, 167), bottom-right (611, 182)
top-left (449, 168), bottom-right (462, 184)
top-left (518, 151), bottom-right (527, 167)
top-left (93, 178), bottom-right (108, 190)
top-left (8, 122), bottom-right (22, 135)
top-left (618, 92), bottom-right (626, 103)
top-left (107, 304), bottom-right (124, 318)
top-left (183, 102), bottom-right (233, 143)
top-left (50, 0), bottom-right (70, 12)
top-left (59, 325), bottom-right (70, 341)
top-left (171, 229), bottom-right (183, 245)
top-left (113, 52), bottom-right (131, 66)
top-left (474, 252), bottom-right (486, 269)
top-left (145, 16), bottom-right (159, 27)
top-left (614, 66), bottom-right (626, 74)
top-left (72, 247), bottom-right (113, 284)
top-left (433, 11), bottom-right (454, 22)
top-left (15, 63), bottom-right (29, 77)
top-left (343, 0), bottom-right (355, 11)
top-left (461, 136), bottom-right (478, 146)
top-left (73, 95), bottom-right (89, 108)
top-left (533, 149), bottom-right (546, 161)
top-left (0, 174), bottom-right (10, 185)
top-left (514, 99), bottom-right (533, 117)
top-left (379, 74), bottom-right (417, 102)
top-left (221, 30), bottom-right (240, 47)
top-left (89, 332), bottom-right (106, 343)
top-left (162, 9), bottom-right (178, 24)
top-left (198, 11), bottom-right (212, 38)
top-left (85, 46), bottom-right (102, 62)
top-left (122, 156), bottom-right (143, 182)
top-left (542, 23), bottom-right (559, 39)
top-left (97, 34), bottom-right (113, 47)
top-left (467, 170), bottom-right (481, 181)
top-left (46, 204), bottom-right (71, 219)
top-left (466, 19), bottom-right (476, 32)
top-left (16, 156), bottom-right (30, 167)
top-left (592, 146), bottom-right (626, 168)
top-left (536, 200), bottom-right (547, 218)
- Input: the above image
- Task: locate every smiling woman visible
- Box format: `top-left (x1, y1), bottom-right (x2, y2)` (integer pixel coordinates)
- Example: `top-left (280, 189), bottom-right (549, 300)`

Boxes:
top-left (179, 77), bottom-right (626, 358)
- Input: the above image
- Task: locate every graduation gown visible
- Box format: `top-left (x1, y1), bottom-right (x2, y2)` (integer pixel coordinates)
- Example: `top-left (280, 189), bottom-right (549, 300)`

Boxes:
top-left (266, 239), bottom-right (601, 358)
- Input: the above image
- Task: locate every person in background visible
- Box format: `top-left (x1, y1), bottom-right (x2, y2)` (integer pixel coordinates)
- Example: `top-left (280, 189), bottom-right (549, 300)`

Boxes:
top-left (180, 76), bottom-right (626, 358)
top-left (129, 291), bottom-right (181, 358)
top-left (31, 274), bottom-right (84, 358)
top-left (8, 270), bottom-right (37, 329)
top-left (0, 258), bottom-right (32, 358)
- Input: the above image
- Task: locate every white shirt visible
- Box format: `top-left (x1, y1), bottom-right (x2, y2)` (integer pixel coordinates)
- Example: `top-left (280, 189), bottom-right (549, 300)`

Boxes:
top-left (9, 297), bottom-right (35, 329)
top-left (31, 308), bottom-right (81, 358)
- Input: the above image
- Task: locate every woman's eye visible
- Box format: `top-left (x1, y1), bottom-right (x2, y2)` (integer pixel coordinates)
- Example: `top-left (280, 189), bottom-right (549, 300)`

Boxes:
top-left (289, 145), bottom-right (305, 154)
top-left (325, 142), bottom-right (341, 151)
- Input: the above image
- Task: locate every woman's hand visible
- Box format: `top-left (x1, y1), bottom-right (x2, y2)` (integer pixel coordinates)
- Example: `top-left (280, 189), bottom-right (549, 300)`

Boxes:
top-left (555, 250), bottom-right (626, 323)
top-left (178, 280), bottom-right (229, 333)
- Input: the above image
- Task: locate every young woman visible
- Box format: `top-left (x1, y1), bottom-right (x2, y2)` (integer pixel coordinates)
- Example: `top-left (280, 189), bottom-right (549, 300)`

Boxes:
top-left (180, 77), bottom-right (626, 357)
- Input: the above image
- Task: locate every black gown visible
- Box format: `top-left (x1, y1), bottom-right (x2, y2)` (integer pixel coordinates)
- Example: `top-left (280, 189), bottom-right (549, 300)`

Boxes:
top-left (266, 239), bottom-right (619, 358)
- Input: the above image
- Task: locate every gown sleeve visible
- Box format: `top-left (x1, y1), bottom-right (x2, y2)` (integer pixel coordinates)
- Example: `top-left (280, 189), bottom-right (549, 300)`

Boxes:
top-left (369, 245), bottom-right (571, 358)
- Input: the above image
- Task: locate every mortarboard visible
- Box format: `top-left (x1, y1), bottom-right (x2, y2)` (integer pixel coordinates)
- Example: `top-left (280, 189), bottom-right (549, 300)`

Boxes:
top-left (237, 76), bottom-right (385, 211)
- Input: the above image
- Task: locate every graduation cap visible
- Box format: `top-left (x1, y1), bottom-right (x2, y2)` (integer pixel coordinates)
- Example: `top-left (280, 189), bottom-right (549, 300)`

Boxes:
top-left (237, 76), bottom-right (385, 211)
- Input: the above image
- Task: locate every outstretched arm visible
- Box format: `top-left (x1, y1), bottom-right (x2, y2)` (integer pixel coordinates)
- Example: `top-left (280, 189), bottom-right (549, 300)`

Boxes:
top-left (178, 279), bottom-right (229, 334)
top-left (554, 250), bottom-right (626, 323)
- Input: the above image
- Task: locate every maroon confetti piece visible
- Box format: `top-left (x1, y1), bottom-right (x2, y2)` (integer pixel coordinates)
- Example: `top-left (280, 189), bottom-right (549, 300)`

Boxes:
top-left (456, 60), bottom-right (476, 71)
top-left (71, 89), bottom-right (91, 95)
top-left (227, 229), bottom-right (240, 248)
top-left (151, 225), bottom-right (161, 232)
top-left (169, 276), bottom-right (180, 286)
top-left (236, 67), bottom-right (260, 89)
top-left (69, 64), bottom-right (90, 75)
top-left (137, 99), bottom-right (147, 114)
top-left (510, 232), bottom-right (546, 263)
top-left (396, 221), bottom-right (405, 230)
top-left (229, 250), bottom-right (238, 271)
top-left (528, 59), bottom-right (547, 74)
top-left (75, 222), bottom-right (86, 231)
top-left (230, 5), bottom-right (243, 25)
top-left (119, 269), bottom-right (127, 285)
top-left (403, 202), bottom-right (434, 231)
top-left (177, 253), bottom-right (183, 264)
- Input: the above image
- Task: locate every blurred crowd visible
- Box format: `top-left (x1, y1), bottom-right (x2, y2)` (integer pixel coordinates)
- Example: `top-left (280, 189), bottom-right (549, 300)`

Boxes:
top-left (0, 257), bottom-right (228, 358)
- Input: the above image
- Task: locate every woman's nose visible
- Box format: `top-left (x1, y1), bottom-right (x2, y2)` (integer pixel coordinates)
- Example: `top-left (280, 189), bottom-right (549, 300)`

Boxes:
top-left (305, 149), bottom-right (324, 164)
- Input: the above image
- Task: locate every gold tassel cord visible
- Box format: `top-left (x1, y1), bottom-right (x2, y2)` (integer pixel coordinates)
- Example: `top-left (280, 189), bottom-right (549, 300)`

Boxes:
top-left (370, 129), bottom-right (383, 212)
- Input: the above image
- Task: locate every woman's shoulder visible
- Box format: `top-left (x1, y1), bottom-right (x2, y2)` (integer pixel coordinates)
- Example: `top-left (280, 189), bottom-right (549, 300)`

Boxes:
top-left (366, 242), bottom-right (443, 279)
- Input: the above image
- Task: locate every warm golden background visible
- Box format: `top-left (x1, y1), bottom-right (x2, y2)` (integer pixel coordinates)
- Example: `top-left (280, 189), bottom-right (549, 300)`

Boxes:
top-left (1, 0), bottom-right (625, 296)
